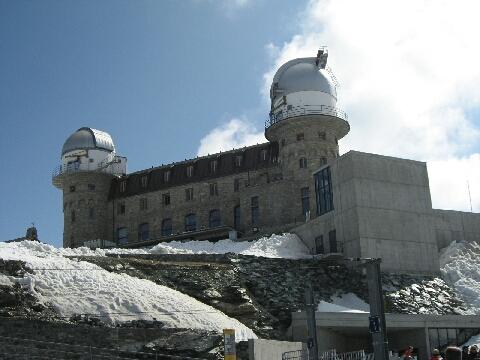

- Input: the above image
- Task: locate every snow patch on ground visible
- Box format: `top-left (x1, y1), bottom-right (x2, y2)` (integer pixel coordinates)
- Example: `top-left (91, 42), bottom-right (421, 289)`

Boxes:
top-left (463, 334), bottom-right (480, 347)
top-left (0, 241), bottom-right (256, 341)
top-left (440, 241), bottom-right (480, 314)
top-left (317, 293), bottom-right (369, 313)
top-left (148, 233), bottom-right (310, 258)
top-left (55, 233), bottom-right (311, 259)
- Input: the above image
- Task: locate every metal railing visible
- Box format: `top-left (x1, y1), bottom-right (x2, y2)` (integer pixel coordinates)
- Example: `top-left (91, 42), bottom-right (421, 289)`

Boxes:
top-left (265, 104), bottom-right (348, 128)
top-left (52, 157), bottom-right (125, 179)
top-left (282, 349), bottom-right (309, 360)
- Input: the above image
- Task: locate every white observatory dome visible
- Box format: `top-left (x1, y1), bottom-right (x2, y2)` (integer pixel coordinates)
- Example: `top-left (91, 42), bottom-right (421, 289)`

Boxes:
top-left (269, 50), bottom-right (341, 119)
top-left (273, 59), bottom-right (336, 102)
top-left (62, 127), bottom-right (115, 156)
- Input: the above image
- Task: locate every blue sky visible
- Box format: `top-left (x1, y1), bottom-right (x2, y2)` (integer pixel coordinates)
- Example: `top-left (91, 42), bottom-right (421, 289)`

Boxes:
top-left (2, 0), bottom-right (480, 247)
top-left (0, 0), bottom-right (308, 246)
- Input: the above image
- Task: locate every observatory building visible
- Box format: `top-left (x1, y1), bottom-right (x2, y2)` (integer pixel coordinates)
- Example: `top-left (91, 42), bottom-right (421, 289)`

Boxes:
top-left (52, 50), bottom-right (480, 274)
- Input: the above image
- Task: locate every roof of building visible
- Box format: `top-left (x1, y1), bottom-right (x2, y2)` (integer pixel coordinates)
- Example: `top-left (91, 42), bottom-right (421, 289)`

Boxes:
top-left (109, 142), bottom-right (279, 199)
top-left (62, 127), bottom-right (115, 156)
top-left (271, 57), bottom-right (337, 104)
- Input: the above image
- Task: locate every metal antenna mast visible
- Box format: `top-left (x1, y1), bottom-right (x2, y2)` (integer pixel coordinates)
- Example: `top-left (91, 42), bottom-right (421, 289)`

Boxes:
top-left (467, 180), bottom-right (473, 212)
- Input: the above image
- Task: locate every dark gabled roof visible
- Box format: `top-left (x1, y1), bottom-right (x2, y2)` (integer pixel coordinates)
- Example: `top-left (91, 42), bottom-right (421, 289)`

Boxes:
top-left (109, 142), bottom-right (279, 199)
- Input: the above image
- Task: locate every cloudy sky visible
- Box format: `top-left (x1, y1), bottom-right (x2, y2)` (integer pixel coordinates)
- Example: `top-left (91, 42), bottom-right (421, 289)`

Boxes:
top-left (1, 0), bottom-right (479, 246)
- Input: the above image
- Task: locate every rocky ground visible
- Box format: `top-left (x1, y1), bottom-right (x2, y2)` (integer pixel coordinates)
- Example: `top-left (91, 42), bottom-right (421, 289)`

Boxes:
top-left (0, 254), bottom-right (468, 359)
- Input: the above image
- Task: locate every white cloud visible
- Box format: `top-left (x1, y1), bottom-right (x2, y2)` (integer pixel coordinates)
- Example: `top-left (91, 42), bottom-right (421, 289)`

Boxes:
top-left (262, 0), bottom-right (480, 211)
top-left (197, 118), bottom-right (266, 157)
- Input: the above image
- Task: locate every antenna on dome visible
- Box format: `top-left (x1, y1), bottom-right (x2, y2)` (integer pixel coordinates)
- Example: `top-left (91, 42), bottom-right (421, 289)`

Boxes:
top-left (315, 47), bottom-right (328, 69)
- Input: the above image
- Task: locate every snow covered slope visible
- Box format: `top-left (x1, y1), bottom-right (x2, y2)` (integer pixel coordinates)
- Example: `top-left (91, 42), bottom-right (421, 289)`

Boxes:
top-left (60, 233), bottom-right (311, 259)
top-left (0, 241), bottom-right (256, 341)
top-left (440, 241), bottom-right (480, 314)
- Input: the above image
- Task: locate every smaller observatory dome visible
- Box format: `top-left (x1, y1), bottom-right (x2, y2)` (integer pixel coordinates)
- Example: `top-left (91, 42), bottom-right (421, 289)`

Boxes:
top-left (62, 127), bottom-right (115, 156)
top-left (270, 49), bottom-right (337, 108)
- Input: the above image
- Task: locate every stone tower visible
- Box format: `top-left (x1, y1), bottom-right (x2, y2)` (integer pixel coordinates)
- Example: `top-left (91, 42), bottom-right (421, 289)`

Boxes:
top-left (264, 49), bottom-right (349, 220)
top-left (52, 127), bottom-right (127, 248)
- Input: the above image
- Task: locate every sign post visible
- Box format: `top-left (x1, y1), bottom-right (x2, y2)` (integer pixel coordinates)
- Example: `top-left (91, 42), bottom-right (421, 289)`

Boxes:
top-left (223, 329), bottom-right (236, 360)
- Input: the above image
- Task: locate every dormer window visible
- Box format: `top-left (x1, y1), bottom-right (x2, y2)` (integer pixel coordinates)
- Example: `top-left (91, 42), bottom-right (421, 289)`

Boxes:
top-left (210, 160), bottom-right (218, 173)
top-left (234, 155), bottom-right (243, 167)
top-left (140, 175), bottom-right (148, 188)
top-left (119, 181), bottom-right (126, 193)
top-left (164, 170), bottom-right (171, 183)
top-left (186, 165), bottom-right (194, 177)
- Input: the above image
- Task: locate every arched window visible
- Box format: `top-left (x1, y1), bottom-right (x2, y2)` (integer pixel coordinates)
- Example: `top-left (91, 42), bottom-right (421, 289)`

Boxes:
top-left (209, 209), bottom-right (221, 228)
top-left (234, 205), bottom-right (241, 230)
top-left (117, 227), bottom-right (128, 245)
top-left (185, 214), bottom-right (196, 232)
top-left (138, 223), bottom-right (149, 241)
top-left (161, 218), bottom-right (173, 236)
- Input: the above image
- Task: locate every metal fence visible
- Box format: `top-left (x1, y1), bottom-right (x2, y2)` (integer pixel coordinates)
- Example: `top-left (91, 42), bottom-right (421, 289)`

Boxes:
top-left (265, 104), bottom-right (348, 129)
top-left (282, 349), bottom-right (309, 360)
top-left (283, 348), bottom-right (373, 360)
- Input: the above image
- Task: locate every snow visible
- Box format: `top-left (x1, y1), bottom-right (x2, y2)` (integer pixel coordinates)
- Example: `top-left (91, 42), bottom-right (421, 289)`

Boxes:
top-left (317, 293), bottom-right (370, 313)
top-left (48, 233), bottom-right (311, 259)
top-left (148, 233), bottom-right (310, 258)
top-left (440, 241), bottom-right (480, 314)
top-left (0, 241), bottom-right (256, 341)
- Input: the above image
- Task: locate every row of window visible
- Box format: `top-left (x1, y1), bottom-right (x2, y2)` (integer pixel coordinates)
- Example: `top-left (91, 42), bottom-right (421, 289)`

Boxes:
top-left (69, 183), bottom-right (96, 193)
top-left (314, 230), bottom-right (339, 255)
top-left (281, 131), bottom-right (337, 146)
top-left (70, 208), bottom-right (95, 223)
top-left (118, 180), bottom-right (244, 214)
top-left (124, 151), bottom-right (272, 192)
top-left (117, 197), bottom-right (260, 244)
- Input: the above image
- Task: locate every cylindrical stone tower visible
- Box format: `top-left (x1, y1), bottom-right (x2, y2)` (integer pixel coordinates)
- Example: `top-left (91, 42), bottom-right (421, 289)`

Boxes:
top-left (265, 49), bottom-right (349, 221)
top-left (52, 127), bottom-right (127, 248)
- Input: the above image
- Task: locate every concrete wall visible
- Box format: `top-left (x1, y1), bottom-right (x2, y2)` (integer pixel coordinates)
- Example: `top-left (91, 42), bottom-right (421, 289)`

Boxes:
top-left (248, 339), bottom-right (305, 360)
top-left (294, 151), bottom-right (439, 273)
top-left (433, 209), bottom-right (480, 250)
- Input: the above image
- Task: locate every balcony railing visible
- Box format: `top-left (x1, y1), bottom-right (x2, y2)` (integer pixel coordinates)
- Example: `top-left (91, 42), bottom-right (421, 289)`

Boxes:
top-left (265, 104), bottom-right (348, 128)
top-left (52, 157), bottom-right (125, 179)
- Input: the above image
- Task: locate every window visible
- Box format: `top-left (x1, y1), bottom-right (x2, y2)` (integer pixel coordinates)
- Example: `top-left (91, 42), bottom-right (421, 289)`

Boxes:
top-left (301, 187), bottom-right (310, 219)
top-left (329, 229), bottom-right (337, 253)
top-left (185, 188), bottom-right (194, 201)
top-left (234, 205), bottom-right (241, 230)
top-left (140, 175), bottom-right (148, 188)
top-left (234, 154), bottom-right (243, 167)
top-left (320, 157), bottom-right (328, 166)
top-left (88, 184), bottom-right (95, 191)
top-left (209, 209), bottom-right (221, 228)
top-left (209, 183), bottom-right (218, 196)
top-left (120, 181), bottom-right (126, 193)
top-left (318, 131), bottom-right (326, 140)
top-left (185, 213), bottom-right (196, 232)
top-left (260, 149), bottom-right (268, 161)
top-left (70, 185), bottom-right (76, 192)
top-left (117, 201), bottom-right (125, 215)
top-left (163, 170), bottom-right (171, 183)
top-left (234, 178), bottom-right (240, 192)
top-left (88, 207), bottom-right (95, 220)
top-left (140, 197), bottom-right (148, 211)
top-left (299, 157), bottom-right (307, 168)
top-left (71, 210), bottom-right (75, 223)
top-left (297, 133), bottom-right (305, 141)
top-left (315, 236), bottom-right (324, 254)
top-left (210, 160), bottom-right (218, 173)
top-left (117, 227), bottom-right (128, 244)
top-left (281, 139), bottom-right (286, 147)
top-left (161, 218), bottom-right (173, 236)
top-left (251, 196), bottom-right (259, 226)
top-left (138, 223), bottom-right (149, 241)
top-left (315, 166), bottom-right (334, 216)
top-left (162, 193), bottom-right (171, 206)
top-left (186, 165), bottom-right (194, 177)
